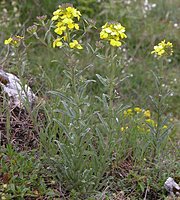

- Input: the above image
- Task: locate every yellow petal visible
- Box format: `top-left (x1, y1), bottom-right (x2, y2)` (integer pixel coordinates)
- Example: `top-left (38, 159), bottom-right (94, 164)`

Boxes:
top-left (100, 32), bottom-right (108, 39)
top-left (51, 15), bottom-right (59, 21)
top-left (69, 42), bottom-right (75, 48)
top-left (74, 24), bottom-right (79, 30)
top-left (54, 27), bottom-right (63, 35)
top-left (110, 39), bottom-right (121, 47)
top-left (4, 38), bottom-right (13, 45)
top-left (77, 44), bottom-right (83, 49)
top-left (68, 23), bottom-right (75, 29)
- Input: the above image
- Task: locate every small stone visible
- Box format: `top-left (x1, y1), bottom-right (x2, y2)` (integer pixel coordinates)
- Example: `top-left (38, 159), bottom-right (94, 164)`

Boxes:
top-left (164, 177), bottom-right (180, 196)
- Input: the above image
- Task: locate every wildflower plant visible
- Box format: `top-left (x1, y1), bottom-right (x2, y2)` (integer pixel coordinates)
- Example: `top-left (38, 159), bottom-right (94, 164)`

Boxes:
top-left (93, 21), bottom-right (130, 175)
top-left (118, 104), bottom-right (173, 164)
top-left (0, 1), bottom-right (179, 199)
top-left (3, 35), bottom-right (25, 74)
top-left (96, 21), bottom-right (128, 113)
top-left (146, 72), bottom-right (174, 162)
top-left (148, 40), bottom-right (174, 161)
top-left (119, 106), bottom-right (150, 161)
top-left (2, 34), bottom-right (27, 77)
top-left (115, 39), bottom-right (175, 163)
top-left (38, 4), bottom-right (118, 196)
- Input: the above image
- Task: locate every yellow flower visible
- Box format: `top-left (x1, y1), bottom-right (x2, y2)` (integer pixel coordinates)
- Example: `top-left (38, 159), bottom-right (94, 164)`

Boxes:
top-left (4, 37), bottom-right (13, 45)
top-left (151, 40), bottom-right (173, 57)
top-left (147, 129), bottom-right (151, 133)
top-left (137, 125), bottom-right (145, 132)
top-left (69, 40), bottom-right (83, 49)
top-left (4, 35), bottom-right (24, 47)
top-left (16, 35), bottom-right (24, 39)
top-left (121, 127), bottom-right (125, 132)
top-left (127, 108), bottom-right (132, 114)
top-left (54, 26), bottom-right (66, 35)
top-left (123, 110), bottom-right (127, 116)
top-left (110, 39), bottom-right (122, 47)
top-left (100, 22), bottom-right (127, 47)
top-left (66, 6), bottom-right (81, 20)
top-left (53, 38), bottom-right (63, 48)
top-left (123, 108), bottom-right (133, 117)
top-left (74, 23), bottom-right (79, 30)
top-left (144, 110), bottom-right (151, 118)
top-left (146, 119), bottom-right (155, 126)
top-left (52, 9), bottom-right (61, 20)
top-left (121, 126), bottom-right (128, 132)
top-left (52, 4), bottom-right (82, 48)
top-left (100, 31), bottom-right (108, 39)
top-left (52, 14), bottom-right (59, 21)
top-left (163, 125), bottom-right (168, 129)
top-left (134, 107), bottom-right (142, 113)
top-left (51, 5), bottom-right (81, 25)
top-left (62, 18), bottom-right (73, 24)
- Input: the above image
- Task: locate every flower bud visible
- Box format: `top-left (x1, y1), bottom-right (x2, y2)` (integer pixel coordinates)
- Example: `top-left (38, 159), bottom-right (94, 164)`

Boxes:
top-left (36, 15), bottom-right (47, 22)
top-left (27, 25), bottom-right (37, 35)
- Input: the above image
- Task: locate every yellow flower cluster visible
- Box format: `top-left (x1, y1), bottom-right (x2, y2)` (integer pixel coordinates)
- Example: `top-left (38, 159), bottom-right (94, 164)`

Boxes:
top-left (122, 107), bottom-right (169, 134)
top-left (4, 35), bottom-right (24, 47)
top-left (52, 38), bottom-right (62, 48)
top-left (52, 4), bottom-right (82, 49)
top-left (123, 108), bottom-right (133, 116)
top-left (100, 22), bottom-right (127, 47)
top-left (121, 126), bottom-right (128, 132)
top-left (145, 119), bottom-right (156, 127)
top-left (134, 107), bottom-right (142, 113)
top-left (124, 107), bottom-right (142, 116)
top-left (124, 107), bottom-right (151, 118)
top-left (145, 119), bottom-right (168, 130)
top-left (69, 40), bottom-right (83, 49)
top-left (144, 110), bottom-right (151, 118)
top-left (151, 40), bottom-right (173, 57)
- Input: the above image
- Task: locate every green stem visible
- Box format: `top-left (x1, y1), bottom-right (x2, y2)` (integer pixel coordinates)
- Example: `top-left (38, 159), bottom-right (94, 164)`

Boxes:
top-left (72, 64), bottom-right (77, 98)
top-left (34, 33), bottom-right (48, 47)
top-left (159, 57), bottom-right (165, 78)
top-left (109, 47), bottom-right (115, 112)
top-left (152, 95), bottom-right (161, 162)
top-left (65, 29), bottom-right (79, 103)
top-left (66, 29), bottom-right (71, 44)
top-left (15, 48), bottom-right (22, 77)
top-left (152, 72), bottom-right (163, 162)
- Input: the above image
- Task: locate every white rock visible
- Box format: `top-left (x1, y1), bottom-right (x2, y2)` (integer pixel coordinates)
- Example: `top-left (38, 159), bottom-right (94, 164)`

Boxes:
top-left (0, 69), bottom-right (36, 108)
top-left (164, 177), bottom-right (180, 196)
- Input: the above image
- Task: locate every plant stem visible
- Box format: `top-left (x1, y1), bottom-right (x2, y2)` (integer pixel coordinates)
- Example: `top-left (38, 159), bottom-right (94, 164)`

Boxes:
top-left (71, 64), bottom-right (77, 98)
top-left (152, 72), bottom-right (163, 162)
top-left (152, 96), bottom-right (161, 162)
top-left (109, 47), bottom-right (115, 112)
